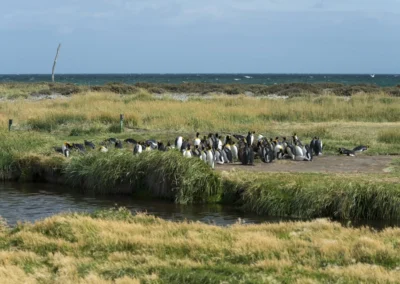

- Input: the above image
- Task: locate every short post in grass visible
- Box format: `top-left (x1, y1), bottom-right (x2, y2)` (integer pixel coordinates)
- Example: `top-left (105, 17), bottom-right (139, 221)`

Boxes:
top-left (120, 114), bottom-right (124, 133)
top-left (8, 119), bottom-right (13, 131)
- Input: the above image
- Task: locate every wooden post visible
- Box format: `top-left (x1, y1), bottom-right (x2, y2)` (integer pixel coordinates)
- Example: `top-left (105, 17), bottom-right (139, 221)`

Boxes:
top-left (52, 43), bottom-right (61, 82)
top-left (120, 114), bottom-right (124, 133)
top-left (8, 119), bottom-right (12, 131)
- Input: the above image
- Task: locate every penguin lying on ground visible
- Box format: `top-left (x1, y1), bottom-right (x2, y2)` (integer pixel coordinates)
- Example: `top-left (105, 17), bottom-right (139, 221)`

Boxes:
top-left (353, 145), bottom-right (368, 153)
top-left (338, 147), bottom-right (355, 156)
top-left (84, 140), bottom-right (95, 149)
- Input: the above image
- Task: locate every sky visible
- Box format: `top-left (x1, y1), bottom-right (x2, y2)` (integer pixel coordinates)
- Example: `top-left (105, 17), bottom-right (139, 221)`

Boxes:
top-left (1, 0), bottom-right (400, 74)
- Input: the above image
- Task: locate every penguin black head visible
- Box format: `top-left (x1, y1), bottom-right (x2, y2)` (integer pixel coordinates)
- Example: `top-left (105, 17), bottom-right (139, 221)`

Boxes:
top-left (196, 132), bottom-right (200, 137)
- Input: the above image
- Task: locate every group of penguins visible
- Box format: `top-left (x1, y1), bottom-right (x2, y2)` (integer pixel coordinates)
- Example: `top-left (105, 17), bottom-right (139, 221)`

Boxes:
top-left (55, 132), bottom-right (324, 169)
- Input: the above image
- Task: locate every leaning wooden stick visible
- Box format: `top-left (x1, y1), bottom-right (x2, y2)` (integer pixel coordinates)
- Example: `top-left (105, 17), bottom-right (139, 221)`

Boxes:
top-left (52, 43), bottom-right (61, 82)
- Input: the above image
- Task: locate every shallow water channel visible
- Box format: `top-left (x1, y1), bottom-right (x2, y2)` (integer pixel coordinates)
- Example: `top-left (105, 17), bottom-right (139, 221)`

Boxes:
top-left (1, 182), bottom-right (399, 229)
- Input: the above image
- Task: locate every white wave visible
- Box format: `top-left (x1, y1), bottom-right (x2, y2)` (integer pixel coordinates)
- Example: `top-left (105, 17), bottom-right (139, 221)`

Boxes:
top-left (244, 76), bottom-right (252, 79)
top-left (234, 78), bottom-right (241, 81)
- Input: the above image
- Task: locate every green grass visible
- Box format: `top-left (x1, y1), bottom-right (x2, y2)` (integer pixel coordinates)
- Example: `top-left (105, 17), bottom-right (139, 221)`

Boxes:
top-left (378, 129), bottom-right (400, 144)
top-left (64, 150), bottom-right (222, 204)
top-left (222, 172), bottom-right (400, 220)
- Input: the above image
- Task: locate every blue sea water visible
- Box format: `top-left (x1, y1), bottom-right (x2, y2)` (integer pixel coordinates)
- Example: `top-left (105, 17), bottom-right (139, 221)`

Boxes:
top-left (0, 74), bottom-right (399, 87)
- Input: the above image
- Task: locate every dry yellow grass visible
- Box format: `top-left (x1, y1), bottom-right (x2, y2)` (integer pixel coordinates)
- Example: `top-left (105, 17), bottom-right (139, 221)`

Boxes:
top-left (0, 91), bottom-right (399, 154)
top-left (1, 210), bottom-right (400, 283)
top-left (1, 91), bottom-right (399, 131)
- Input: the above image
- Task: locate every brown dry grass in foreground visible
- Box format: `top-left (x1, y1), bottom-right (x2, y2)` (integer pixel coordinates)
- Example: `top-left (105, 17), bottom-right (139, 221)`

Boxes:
top-left (0, 209), bottom-right (400, 283)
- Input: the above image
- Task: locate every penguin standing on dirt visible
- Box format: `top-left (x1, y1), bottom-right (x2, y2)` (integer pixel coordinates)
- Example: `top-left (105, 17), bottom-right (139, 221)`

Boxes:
top-left (214, 149), bottom-right (225, 164)
top-left (246, 132), bottom-right (252, 146)
top-left (304, 145), bottom-right (313, 161)
top-left (206, 147), bottom-right (215, 169)
top-left (274, 140), bottom-right (284, 160)
top-left (231, 142), bottom-right (238, 161)
top-left (240, 142), bottom-right (254, 165)
top-left (310, 137), bottom-right (323, 156)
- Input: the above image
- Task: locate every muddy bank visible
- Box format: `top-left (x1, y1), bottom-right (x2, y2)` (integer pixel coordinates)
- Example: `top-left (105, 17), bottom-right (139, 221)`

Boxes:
top-left (217, 155), bottom-right (396, 174)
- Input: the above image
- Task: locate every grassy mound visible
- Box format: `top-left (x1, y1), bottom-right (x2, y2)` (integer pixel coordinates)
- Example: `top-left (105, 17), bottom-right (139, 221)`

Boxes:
top-left (64, 150), bottom-right (221, 204)
top-left (0, 209), bottom-right (400, 283)
top-left (222, 172), bottom-right (400, 220)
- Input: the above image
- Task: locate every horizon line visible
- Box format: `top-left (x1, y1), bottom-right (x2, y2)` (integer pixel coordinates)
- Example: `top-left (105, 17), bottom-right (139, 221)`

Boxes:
top-left (0, 72), bottom-right (397, 76)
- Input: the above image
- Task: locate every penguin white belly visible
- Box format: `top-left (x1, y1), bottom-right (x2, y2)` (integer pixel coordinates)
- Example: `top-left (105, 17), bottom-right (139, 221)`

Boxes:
top-left (294, 146), bottom-right (303, 157)
top-left (286, 147), bottom-right (295, 160)
top-left (231, 145), bottom-right (238, 160)
top-left (194, 138), bottom-right (201, 146)
top-left (183, 150), bottom-right (192, 158)
top-left (201, 152), bottom-right (207, 162)
top-left (137, 145), bottom-right (142, 153)
top-left (274, 145), bottom-right (283, 158)
top-left (206, 151), bottom-right (214, 169)
top-left (215, 151), bottom-right (224, 164)
top-left (217, 140), bottom-right (223, 150)
top-left (176, 137), bottom-right (183, 150)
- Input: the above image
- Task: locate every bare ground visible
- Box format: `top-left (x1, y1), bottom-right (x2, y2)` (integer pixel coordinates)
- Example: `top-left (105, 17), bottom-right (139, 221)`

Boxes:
top-left (216, 155), bottom-right (396, 174)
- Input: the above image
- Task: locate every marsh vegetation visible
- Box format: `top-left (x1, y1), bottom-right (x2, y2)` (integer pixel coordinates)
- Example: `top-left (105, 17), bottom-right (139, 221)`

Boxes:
top-left (0, 83), bottom-right (399, 220)
top-left (1, 209), bottom-right (400, 283)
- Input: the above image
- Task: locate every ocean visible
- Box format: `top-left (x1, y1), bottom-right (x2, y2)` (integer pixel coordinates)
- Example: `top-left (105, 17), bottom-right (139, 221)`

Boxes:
top-left (0, 74), bottom-right (399, 87)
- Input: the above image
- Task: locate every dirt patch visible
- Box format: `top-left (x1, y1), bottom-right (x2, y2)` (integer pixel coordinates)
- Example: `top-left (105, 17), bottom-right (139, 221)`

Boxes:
top-left (216, 155), bottom-right (396, 174)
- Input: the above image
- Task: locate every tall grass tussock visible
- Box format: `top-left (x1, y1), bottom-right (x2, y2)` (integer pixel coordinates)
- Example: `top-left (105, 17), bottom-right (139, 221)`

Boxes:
top-left (64, 150), bottom-right (221, 204)
top-left (222, 172), bottom-right (400, 220)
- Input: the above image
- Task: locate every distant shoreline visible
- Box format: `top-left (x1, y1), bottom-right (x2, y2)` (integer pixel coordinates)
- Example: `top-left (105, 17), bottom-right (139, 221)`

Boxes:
top-left (1, 73), bottom-right (399, 87)
top-left (1, 81), bottom-right (399, 98)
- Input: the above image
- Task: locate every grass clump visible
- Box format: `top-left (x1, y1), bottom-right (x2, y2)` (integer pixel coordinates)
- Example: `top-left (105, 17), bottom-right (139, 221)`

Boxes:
top-left (0, 211), bottom-right (400, 282)
top-left (378, 129), bottom-right (400, 144)
top-left (64, 150), bottom-right (221, 203)
top-left (27, 113), bottom-right (87, 132)
top-left (223, 172), bottom-right (400, 220)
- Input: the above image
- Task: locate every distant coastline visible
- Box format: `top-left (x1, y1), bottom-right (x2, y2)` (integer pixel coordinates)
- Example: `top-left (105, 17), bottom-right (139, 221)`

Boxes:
top-left (1, 73), bottom-right (399, 87)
